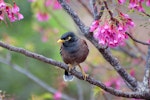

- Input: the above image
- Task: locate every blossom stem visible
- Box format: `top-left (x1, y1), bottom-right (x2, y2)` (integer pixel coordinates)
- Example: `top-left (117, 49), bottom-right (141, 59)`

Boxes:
top-left (126, 32), bottom-right (150, 46)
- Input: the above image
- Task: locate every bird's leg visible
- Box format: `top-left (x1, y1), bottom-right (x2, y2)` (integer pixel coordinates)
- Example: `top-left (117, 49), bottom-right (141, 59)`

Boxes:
top-left (68, 64), bottom-right (73, 71)
top-left (78, 64), bottom-right (88, 80)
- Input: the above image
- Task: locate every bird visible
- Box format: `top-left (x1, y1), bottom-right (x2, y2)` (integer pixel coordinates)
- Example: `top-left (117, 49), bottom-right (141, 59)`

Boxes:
top-left (57, 32), bottom-right (89, 81)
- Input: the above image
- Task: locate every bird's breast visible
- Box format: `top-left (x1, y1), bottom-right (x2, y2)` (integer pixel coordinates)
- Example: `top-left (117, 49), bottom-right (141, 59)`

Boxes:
top-left (61, 39), bottom-right (89, 64)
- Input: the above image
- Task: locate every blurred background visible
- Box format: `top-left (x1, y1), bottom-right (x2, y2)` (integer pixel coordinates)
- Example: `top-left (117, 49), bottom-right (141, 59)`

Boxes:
top-left (0, 0), bottom-right (150, 100)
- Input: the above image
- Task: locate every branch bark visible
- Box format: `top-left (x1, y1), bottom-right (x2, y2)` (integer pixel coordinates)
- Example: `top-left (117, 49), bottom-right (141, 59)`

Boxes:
top-left (143, 46), bottom-right (150, 90)
top-left (0, 41), bottom-right (149, 99)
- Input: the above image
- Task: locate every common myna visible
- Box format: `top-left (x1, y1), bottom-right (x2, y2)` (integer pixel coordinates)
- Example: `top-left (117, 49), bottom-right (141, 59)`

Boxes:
top-left (57, 32), bottom-right (89, 81)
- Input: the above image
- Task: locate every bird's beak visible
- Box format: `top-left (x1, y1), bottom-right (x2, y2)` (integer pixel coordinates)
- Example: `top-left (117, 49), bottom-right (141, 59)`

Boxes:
top-left (57, 39), bottom-right (65, 43)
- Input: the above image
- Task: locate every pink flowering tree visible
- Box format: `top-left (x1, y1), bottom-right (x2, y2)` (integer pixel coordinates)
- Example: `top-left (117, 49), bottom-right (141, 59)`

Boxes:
top-left (0, 0), bottom-right (150, 100)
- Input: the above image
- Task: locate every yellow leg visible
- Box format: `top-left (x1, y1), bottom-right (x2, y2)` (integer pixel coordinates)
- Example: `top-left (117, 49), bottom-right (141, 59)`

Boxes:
top-left (68, 64), bottom-right (73, 71)
top-left (78, 64), bottom-right (88, 80)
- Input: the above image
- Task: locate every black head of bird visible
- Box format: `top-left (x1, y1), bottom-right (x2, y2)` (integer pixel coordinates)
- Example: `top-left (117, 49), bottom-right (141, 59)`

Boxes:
top-left (57, 32), bottom-right (89, 81)
top-left (57, 32), bottom-right (78, 47)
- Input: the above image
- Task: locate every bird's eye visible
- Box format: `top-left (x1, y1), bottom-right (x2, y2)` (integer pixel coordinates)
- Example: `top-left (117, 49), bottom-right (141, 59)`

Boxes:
top-left (66, 36), bottom-right (71, 41)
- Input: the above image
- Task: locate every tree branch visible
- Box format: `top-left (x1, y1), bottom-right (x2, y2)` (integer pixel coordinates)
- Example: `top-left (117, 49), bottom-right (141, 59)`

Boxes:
top-left (57, 0), bottom-right (138, 90)
top-left (143, 46), bottom-right (150, 89)
top-left (0, 41), bottom-right (149, 99)
top-left (90, 0), bottom-right (104, 20)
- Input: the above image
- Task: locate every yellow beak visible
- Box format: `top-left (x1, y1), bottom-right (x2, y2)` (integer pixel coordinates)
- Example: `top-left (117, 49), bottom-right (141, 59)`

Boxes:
top-left (57, 39), bottom-right (65, 43)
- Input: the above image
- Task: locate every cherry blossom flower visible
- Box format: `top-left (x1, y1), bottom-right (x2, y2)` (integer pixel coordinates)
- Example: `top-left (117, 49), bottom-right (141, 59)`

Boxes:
top-left (36, 12), bottom-right (50, 22)
top-left (90, 20), bottom-right (99, 32)
top-left (17, 13), bottom-right (24, 20)
top-left (0, 1), bottom-right (23, 22)
top-left (53, 91), bottom-right (62, 100)
top-left (105, 77), bottom-right (123, 89)
top-left (53, 1), bottom-right (62, 9)
top-left (45, 0), bottom-right (52, 7)
top-left (117, 0), bottom-right (150, 12)
top-left (119, 12), bottom-right (135, 29)
top-left (12, 3), bottom-right (20, 13)
top-left (91, 12), bottom-right (134, 47)
top-left (93, 21), bottom-right (128, 47)
top-left (146, 0), bottom-right (150, 6)
top-left (45, 0), bottom-right (70, 9)
top-left (117, 0), bottom-right (126, 4)
top-left (130, 68), bottom-right (135, 77)
top-left (45, 0), bottom-right (62, 9)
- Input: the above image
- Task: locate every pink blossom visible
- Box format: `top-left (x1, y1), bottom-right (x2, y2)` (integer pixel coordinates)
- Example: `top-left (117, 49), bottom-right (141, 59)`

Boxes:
top-left (118, 0), bottom-right (126, 4)
top-left (0, 1), bottom-right (23, 22)
top-left (146, 0), bottom-right (150, 6)
top-left (83, 66), bottom-right (89, 72)
top-left (12, 3), bottom-right (20, 13)
top-left (130, 68), bottom-right (135, 77)
top-left (9, 13), bottom-right (17, 22)
top-left (17, 13), bottom-right (24, 20)
top-left (0, 14), bottom-right (4, 20)
top-left (129, 0), bottom-right (138, 9)
top-left (45, 0), bottom-right (62, 9)
top-left (53, 91), bottom-right (62, 100)
top-left (92, 12), bottom-right (134, 48)
top-left (89, 20), bottom-right (99, 32)
top-left (119, 12), bottom-right (135, 28)
top-left (0, 10), bottom-right (4, 20)
top-left (45, 0), bottom-right (70, 9)
top-left (0, 1), bottom-right (5, 8)
top-left (36, 12), bottom-right (50, 22)
top-left (136, 2), bottom-right (144, 12)
top-left (45, 0), bottom-right (52, 7)
top-left (105, 77), bottom-right (122, 89)
top-left (128, 0), bottom-right (145, 12)
top-left (53, 1), bottom-right (62, 9)
top-left (117, 0), bottom-right (150, 12)
top-left (93, 21), bottom-right (128, 47)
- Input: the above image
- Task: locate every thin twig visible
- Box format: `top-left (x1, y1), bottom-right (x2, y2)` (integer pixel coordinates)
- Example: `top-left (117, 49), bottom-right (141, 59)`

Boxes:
top-left (0, 41), bottom-right (149, 99)
top-left (90, 0), bottom-right (98, 20)
top-left (126, 41), bottom-right (146, 60)
top-left (116, 47), bottom-right (138, 58)
top-left (103, 1), bottom-right (114, 21)
top-left (90, 0), bottom-right (104, 20)
top-left (126, 32), bottom-right (150, 46)
top-left (142, 11), bottom-right (150, 17)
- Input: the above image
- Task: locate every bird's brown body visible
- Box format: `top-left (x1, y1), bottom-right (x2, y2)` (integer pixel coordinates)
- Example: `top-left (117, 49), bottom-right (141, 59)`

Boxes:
top-left (60, 39), bottom-right (89, 65)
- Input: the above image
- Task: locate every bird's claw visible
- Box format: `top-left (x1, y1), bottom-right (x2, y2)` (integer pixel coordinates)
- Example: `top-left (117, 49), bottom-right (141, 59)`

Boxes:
top-left (68, 64), bottom-right (73, 72)
top-left (83, 73), bottom-right (88, 80)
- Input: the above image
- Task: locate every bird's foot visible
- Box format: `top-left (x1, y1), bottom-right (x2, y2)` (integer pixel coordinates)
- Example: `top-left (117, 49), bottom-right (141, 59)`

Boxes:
top-left (68, 64), bottom-right (73, 72)
top-left (78, 64), bottom-right (88, 80)
top-left (83, 73), bottom-right (88, 80)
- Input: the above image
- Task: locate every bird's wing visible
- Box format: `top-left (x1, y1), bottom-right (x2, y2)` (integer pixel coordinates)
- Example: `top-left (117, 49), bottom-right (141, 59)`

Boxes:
top-left (81, 39), bottom-right (89, 50)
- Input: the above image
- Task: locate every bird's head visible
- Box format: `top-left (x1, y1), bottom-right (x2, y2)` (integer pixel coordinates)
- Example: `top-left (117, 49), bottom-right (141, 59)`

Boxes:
top-left (57, 32), bottom-right (78, 46)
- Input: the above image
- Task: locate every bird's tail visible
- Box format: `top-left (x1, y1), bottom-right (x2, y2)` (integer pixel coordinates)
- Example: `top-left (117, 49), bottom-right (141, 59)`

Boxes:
top-left (63, 70), bottom-right (74, 81)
